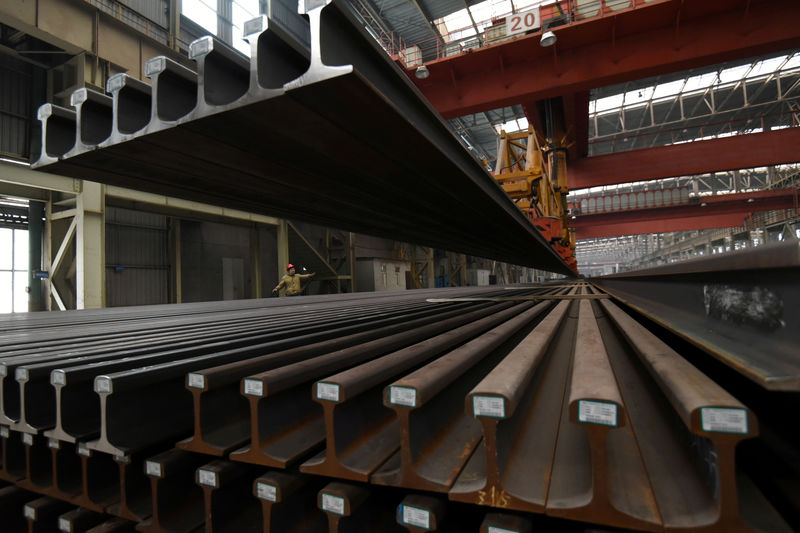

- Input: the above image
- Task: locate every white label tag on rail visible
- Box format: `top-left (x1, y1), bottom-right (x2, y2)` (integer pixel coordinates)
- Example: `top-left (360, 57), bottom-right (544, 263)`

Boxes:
top-left (146, 461), bottom-right (163, 478)
top-left (58, 517), bottom-right (71, 532)
top-left (316, 382), bottom-right (340, 402)
top-left (197, 469), bottom-right (217, 487)
top-left (401, 505), bottom-right (430, 529)
top-left (700, 407), bottom-right (748, 434)
top-left (22, 433), bottom-right (33, 445)
top-left (389, 386), bottom-right (417, 407)
top-left (187, 373), bottom-right (205, 389)
top-left (577, 400), bottom-right (618, 427)
top-left (243, 379), bottom-right (264, 397)
top-left (473, 395), bottom-right (505, 418)
top-left (488, 527), bottom-right (518, 533)
top-left (24, 505), bottom-right (36, 519)
top-left (321, 493), bottom-right (345, 515)
top-left (0, 426), bottom-right (9, 438)
top-left (256, 482), bottom-right (277, 502)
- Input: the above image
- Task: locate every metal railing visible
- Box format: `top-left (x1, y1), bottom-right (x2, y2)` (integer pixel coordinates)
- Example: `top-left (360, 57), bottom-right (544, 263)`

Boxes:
top-left (391, 0), bottom-right (663, 66)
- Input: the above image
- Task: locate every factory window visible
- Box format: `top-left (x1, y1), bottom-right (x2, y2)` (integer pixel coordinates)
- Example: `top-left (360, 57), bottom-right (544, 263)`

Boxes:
top-left (0, 228), bottom-right (28, 313)
top-left (183, 0), bottom-right (260, 56)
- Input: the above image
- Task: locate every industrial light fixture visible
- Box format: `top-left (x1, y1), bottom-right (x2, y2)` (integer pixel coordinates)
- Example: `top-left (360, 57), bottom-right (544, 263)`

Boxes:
top-left (540, 30), bottom-right (557, 47)
top-left (415, 65), bottom-right (430, 79)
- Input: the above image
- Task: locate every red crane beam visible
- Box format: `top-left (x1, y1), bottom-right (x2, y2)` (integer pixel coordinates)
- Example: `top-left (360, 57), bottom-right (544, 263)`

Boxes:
top-left (569, 127), bottom-right (800, 189)
top-left (408, 0), bottom-right (800, 118)
top-left (571, 188), bottom-right (798, 238)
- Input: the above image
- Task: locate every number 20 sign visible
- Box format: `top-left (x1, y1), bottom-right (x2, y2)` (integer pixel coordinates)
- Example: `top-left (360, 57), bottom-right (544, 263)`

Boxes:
top-left (506, 7), bottom-right (541, 36)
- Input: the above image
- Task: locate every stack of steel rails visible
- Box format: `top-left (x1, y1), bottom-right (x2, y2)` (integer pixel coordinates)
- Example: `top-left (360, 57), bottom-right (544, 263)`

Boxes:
top-left (2, 268), bottom-right (796, 531)
top-left (31, 0), bottom-right (570, 275)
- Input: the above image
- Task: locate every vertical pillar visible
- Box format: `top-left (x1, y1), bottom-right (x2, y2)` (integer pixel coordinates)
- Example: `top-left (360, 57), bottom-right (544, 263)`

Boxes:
top-left (349, 232), bottom-right (356, 293)
top-left (27, 201), bottom-right (45, 312)
top-left (171, 218), bottom-right (182, 303)
top-left (76, 182), bottom-right (105, 309)
top-left (426, 248), bottom-right (434, 288)
top-left (217, 0), bottom-right (233, 44)
top-left (459, 254), bottom-right (467, 286)
top-left (250, 224), bottom-right (262, 298)
top-left (732, 170), bottom-right (741, 193)
top-left (277, 220), bottom-right (289, 278)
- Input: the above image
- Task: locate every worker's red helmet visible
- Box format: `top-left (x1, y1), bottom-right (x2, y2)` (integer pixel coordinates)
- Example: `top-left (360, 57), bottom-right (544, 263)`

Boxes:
top-left (286, 263), bottom-right (295, 271)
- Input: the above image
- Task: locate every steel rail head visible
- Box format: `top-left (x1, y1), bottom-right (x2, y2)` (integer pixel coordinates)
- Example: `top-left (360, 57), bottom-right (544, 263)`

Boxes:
top-left (253, 470), bottom-right (328, 532)
top-left (397, 494), bottom-right (447, 532)
top-left (84, 517), bottom-right (137, 532)
top-left (0, 485), bottom-right (35, 532)
top-left (23, 496), bottom-right (73, 528)
top-left (467, 299), bottom-right (571, 423)
top-left (195, 459), bottom-right (261, 532)
top-left (143, 55), bottom-right (197, 130)
top-left (56, 506), bottom-right (107, 533)
top-left (63, 87), bottom-right (114, 158)
top-left (32, 104), bottom-right (77, 168)
top-left (479, 513), bottom-right (533, 533)
top-left (568, 299), bottom-right (625, 430)
top-left (104, 73), bottom-right (152, 144)
top-left (138, 449), bottom-right (206, 533)
top-left (318, 481), bottom-right (370, 520)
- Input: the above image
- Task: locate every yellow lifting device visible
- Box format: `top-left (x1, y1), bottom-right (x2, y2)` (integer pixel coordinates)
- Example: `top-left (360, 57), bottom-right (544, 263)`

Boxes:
top-left (492, 126), bottom-right (577, 272)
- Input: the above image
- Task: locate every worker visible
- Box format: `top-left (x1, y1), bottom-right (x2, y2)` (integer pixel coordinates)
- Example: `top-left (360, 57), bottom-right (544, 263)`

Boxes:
top-left (272, 263), bottom-right (316, 296)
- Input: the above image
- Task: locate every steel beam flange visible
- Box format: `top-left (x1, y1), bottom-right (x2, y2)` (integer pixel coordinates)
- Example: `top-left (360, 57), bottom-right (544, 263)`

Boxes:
top-left (32, 104), bottom-right (76, 168)
top-left (102, 73), bottom-right (152, 146)
top-left (63, 87), bottom-right (113, 159)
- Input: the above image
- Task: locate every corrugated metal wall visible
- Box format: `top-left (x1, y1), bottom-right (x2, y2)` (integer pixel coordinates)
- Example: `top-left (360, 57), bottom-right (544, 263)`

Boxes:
top-left (119, 0), bottom-right (170, 28)
top-left (0, 53), bottom-right (33, 159)
top-left (106, 207), bottom-right (170, 306)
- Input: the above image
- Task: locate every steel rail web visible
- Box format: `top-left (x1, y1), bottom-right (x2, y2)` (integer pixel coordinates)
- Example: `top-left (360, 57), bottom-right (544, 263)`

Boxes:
top-left (31, 0), bottom-right (572, 276)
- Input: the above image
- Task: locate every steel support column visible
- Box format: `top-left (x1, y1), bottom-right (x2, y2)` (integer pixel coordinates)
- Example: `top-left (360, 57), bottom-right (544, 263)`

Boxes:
top-left (76, 181), bottom-right (105, 309)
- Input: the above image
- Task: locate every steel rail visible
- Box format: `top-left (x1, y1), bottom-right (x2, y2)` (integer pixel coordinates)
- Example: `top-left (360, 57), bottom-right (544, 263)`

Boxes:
top-left (396, 494), bottom-right (446, 532)
top-left (253, 471), bottom-right (327, 533)
top-left (592, 241), bottom-right (800, 391)
top-left (4, 301), bottom-right (444, 433)
top-left (194, 460), bottom-right (261, 533)
top-left (57, 506), bottom-right (107, 532)
top-left (370, 301), bottom-right (553, 493)
top-left (32, 0), bottom-right (571, 274)
top-left (178, 301), bottom-right (482, 456)
top-left (231, 301), bottom-right (519, 468)
top-left (0, 485), bottom-right (35, 532)
top-left (299, 300), bottom-right (553, 482)
top-left (449, 295), bottom-right (574, 510)
top-left (137, 449), bottom-right (208, 533)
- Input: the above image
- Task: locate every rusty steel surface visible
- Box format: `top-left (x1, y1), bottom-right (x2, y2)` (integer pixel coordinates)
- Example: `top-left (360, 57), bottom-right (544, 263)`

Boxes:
top-left (31, 1), bottom-right (571, 275)
top-left (0, 282), bottom-right (795, 531)
top-left (593, 241), bottom-right (800, 390)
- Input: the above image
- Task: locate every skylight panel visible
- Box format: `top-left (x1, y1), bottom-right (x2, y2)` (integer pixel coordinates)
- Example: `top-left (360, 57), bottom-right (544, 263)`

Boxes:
top-left (651, 79), bottom-right (685, 99)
